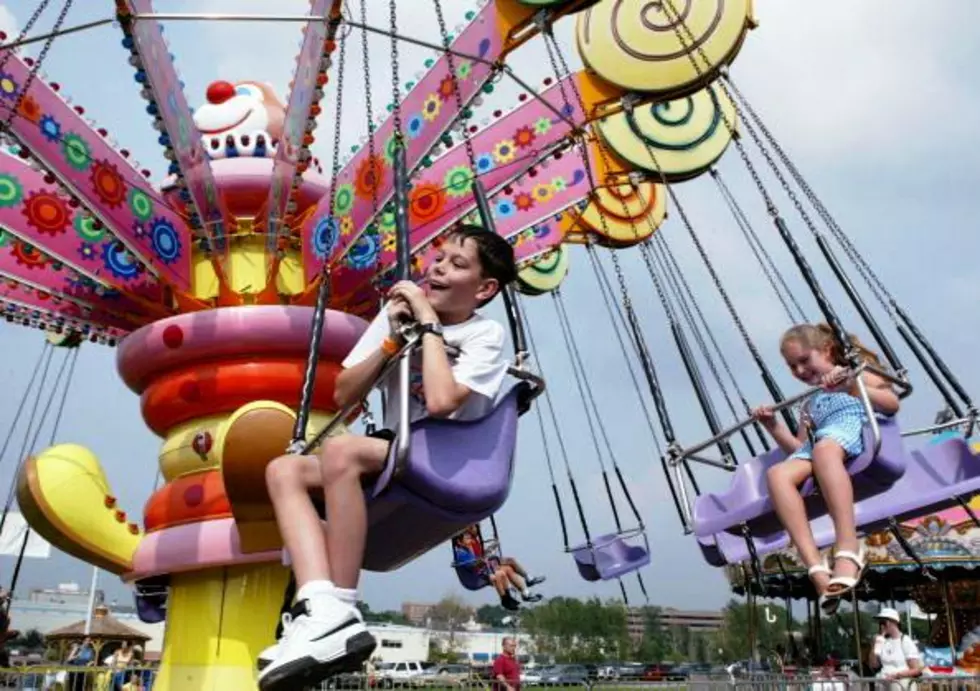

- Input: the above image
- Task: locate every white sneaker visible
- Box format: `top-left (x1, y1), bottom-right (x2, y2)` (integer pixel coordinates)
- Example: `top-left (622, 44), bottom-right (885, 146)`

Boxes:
top-left (257, 594), bottom-right (376, 691)
top-left (256, 598), bottom-right (366, 671)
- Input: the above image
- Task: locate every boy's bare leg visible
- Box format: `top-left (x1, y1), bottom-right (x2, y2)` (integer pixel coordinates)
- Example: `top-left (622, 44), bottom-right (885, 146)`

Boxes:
top-left (321, 436), bottom-right (390, 588)
top-left (258, 435), bottom-right (388, 691)
top-left (500, 556), bottom-right (546, 588)
top-left (265, 454), bottom-right (330, 586)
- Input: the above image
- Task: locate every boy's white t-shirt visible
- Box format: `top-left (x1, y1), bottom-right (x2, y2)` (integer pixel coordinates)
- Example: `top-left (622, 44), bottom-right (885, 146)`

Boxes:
top-left (876, 634), bottom-right (920, 677)
top-left (342, 309), bottom-right (510, 431)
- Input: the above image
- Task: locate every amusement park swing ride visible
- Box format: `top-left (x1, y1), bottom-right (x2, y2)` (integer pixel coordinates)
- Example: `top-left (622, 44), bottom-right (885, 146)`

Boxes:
top-left (0, 0), bottom-right (977, 687)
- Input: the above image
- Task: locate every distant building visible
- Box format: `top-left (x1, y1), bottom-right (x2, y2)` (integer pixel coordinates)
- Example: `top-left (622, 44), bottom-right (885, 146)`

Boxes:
top-left (401, 602), bottom-right (435, 626)
top-left (626, 606), bottom-right (723, 642)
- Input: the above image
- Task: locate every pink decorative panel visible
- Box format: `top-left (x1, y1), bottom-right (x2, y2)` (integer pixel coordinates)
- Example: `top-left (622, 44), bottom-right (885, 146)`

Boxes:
top-left (0, 277), bottom-right (135, 337)
top-left (0, 234), bottom-right (145, 329)
top-left (0, 154), bottom-right (166, 313)
top-left (0, 54), bottom-right (193, 289)
top-left (117, 0), bottom-right (231, 259)
top-left (300, 0), bottom-right (504, 282)
top-left (264, 0), bottom-right (340, 252)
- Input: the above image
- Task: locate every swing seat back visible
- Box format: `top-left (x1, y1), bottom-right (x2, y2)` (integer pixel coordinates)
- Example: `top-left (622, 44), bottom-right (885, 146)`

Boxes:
top-left (692, 416), bottom-right (907, 539)
top-left (570, 530), bottom-right (651, 582)
top-left (454, 563), bottom-right (493, 591)
top-left (700, 434), bottom-right (979, 565)
top-left (361, 384), bottom-right (525, 572)
top-left (133, 576), bottom-right (169, 624)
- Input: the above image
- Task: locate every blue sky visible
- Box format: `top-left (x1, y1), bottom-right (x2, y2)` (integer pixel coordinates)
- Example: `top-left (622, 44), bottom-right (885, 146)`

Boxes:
top-left (0, 0), bottom-right (979, 618)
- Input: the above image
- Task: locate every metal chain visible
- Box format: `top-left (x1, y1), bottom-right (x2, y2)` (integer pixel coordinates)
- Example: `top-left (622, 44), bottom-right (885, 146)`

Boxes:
top-left (358, 0), bottom-right (378, 214)
top-left (388, 0), bottom-right (402, 140)
top-left (0, 0), bottom-right (51, 72)
top-left (722, 75), bottom-right (896, 320)
top-left (1, 0), bottom-right (73, 134)
top-left (624, 102), bottom-right (774, 380)
top-left (650, 233), bottom-right (748, 422)
top-left (711, 167), bottom-right (806, 322)
top-left (323, 27), bottom-right (348, 263)
top-left (432, 0), bottom-right (477, 169)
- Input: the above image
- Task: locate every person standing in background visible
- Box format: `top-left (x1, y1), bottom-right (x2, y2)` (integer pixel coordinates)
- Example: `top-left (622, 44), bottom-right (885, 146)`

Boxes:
top-left (493, 637), bottom-right (521, 691)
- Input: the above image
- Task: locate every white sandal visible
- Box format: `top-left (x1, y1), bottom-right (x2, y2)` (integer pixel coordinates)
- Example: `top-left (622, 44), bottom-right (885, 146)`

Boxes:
top-left (807, 559), bottom-right (840, 615)
top-left (825, 545), bottom-right (867, 600)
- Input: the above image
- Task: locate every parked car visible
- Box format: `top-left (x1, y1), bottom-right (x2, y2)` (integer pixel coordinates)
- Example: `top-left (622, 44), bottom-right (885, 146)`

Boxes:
top-left (537, 664), bottom-right (589, 686)
top-left (421, 663), bottom-right (472, 686)
top-left (375, 661), bottom-right (427, 688)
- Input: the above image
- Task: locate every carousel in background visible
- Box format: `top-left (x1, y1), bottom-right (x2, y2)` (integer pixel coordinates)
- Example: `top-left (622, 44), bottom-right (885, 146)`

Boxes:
top-left (728, 435), bottom-right (980, 675)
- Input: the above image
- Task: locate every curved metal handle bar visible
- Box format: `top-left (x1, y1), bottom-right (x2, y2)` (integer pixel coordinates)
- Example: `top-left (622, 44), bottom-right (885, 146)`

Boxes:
top-left (672, 362), bottom-right (911, 466)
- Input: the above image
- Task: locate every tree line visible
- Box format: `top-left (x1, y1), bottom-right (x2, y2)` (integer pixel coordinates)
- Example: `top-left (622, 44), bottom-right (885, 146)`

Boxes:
top-left (360, 596), bottom-right (932, 665)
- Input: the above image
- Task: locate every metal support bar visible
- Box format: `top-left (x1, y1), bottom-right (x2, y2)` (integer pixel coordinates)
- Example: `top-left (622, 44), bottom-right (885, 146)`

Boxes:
top-left (887, 517), bottom-right (936, 581)
top-left (0, 17), bottom-right (114, 50)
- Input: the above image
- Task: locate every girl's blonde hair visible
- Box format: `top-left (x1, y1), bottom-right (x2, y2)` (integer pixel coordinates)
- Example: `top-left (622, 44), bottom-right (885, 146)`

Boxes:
top-left (779, 323), bottom-right (881, 367)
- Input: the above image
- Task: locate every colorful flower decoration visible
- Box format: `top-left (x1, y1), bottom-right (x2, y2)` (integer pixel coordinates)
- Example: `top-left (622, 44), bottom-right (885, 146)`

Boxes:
top-left (22, 191), bottom-right (70, 236)
top-left (0, 72), bottom-right (17, 100)
top-left (495, 199), bottom-right (516, 219)
top-left (61, 133), bottom-right (92, 172)
top-left (443, 165), bottom-right (473, 198)
top-left (77, 243), bottom-right (96, 262)
top-left (132, 221), bottom-right (147, 240)
top-left (406, 115), bottom-right (424, 140)
top-left (378, 209), bottom-right (396, 235)
top-left (552, 176), bottom-right (568, 193)
top-left (534, 117), bottom-right (552, 136)
top-left (475, 153), bottom-right (494, 174)
top-left (0, 173), bottom-right (23, 208)
top-left (91, 160), bottom-right (126, 208)
top-left (128, 188), bottom-right (153, 222)
top-left (456, 61), bottom-right (472, 80)
top-left (101, 240), bottom-right (141, 279)
top-left (532, 183), bottom-right (554, 204)
top-left (39, 115), bottom-right (61, 144)
top-left (311, 216), bottom-right (340, 260)
top-left (347, 231), bottom-right (380, 270)
top-left (12, 240), bottom-right (49, 269)
top-left (421, 95), bottom-right (441, 122)
top-left (333, 183), bottom-right (355, 216)
top-left (149, 218), bottom-right (182, 265)
top-left (493, 139), bottom-right (515, 164)
top-left (513, 125), bottom-right (536, 150)
top-left (514, 192), bottom-right (535, 212)
top-left (409, 182), bottom-right (447, 226)
top-left (0, 229), bottom-right (10, 247)
top-left (383, 135), bottom-right (400, 166)
top-left (340, 216), bottom-right (354, 237)
top-left (354, 155), bottom-right (385, 200)
top-left (437, 76), bottom-right (456, 102)
top-left (18, 96), bottom-right (40, 124)
top-left (381, 228), bottom-right (397, 252)
top-left (73, 214), bottom-right (105, 243)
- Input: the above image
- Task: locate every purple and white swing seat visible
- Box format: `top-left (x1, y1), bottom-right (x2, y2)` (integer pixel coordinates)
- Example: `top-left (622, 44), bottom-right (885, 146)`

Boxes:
top-left (693, 415), bottom-right (907, 540)
top-left (360, 380), bottom-right (528, 572)
top-left (570, 528), bottom-right (651, 581)
top-left (696, 427), bottom-right (980, 566)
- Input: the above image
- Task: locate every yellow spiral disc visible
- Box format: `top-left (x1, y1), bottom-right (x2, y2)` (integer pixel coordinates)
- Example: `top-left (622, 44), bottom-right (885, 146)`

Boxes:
top-left (576, 0), bottom-right (756, 97)
top-left (575, 182), bottom-right (667, 246)
top-left (517, 246), bottom-right (570, 295)
top-left (596, 82), bottom-right (736, 182)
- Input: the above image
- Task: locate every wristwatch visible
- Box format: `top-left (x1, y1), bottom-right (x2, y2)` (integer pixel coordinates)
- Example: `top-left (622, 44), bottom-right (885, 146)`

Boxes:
top-left (418, 322), bottom-right (444, 339)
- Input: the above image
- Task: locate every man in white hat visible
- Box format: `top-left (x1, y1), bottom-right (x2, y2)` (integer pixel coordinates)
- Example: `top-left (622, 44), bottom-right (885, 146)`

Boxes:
top-left (868, 607), bottom-right (923, 689)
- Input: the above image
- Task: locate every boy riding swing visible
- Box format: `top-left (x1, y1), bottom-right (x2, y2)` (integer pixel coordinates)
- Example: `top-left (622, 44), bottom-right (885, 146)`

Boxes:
top-left (257, 224), bottom-right (519, 691)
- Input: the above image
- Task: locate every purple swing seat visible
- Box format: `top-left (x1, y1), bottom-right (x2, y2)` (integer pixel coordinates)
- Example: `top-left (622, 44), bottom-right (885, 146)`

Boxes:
top-left (360, 384), bottom-right (525, 572)
top-left (570, 531), bottom-right (651, 582)
top-left (133, 576), bottom-right (168, 624)
top-left (700, 433), bottom-right (979, 565)
top-left (693, 416), bottom-right (907, 539)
